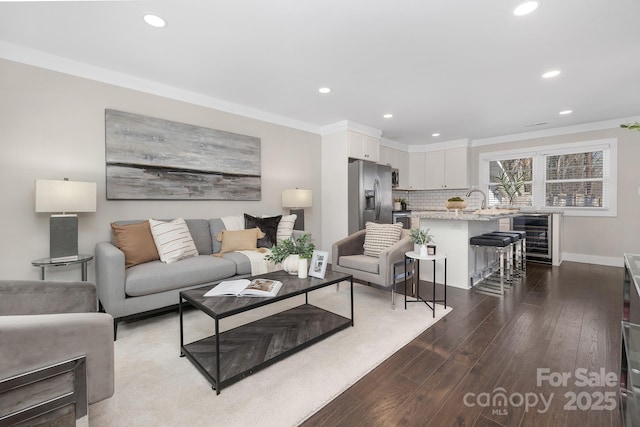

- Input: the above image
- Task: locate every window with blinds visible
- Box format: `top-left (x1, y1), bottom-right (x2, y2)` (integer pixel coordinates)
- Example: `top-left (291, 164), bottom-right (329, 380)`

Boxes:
top-left (544, 151), bottom-right (604, 208)
top-left (479, 139), bottom-right (617, 217)
top-left (487, 157), bottom-right (533, 207)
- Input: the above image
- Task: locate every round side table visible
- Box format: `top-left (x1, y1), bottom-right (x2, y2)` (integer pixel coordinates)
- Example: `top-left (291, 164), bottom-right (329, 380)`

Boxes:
top-left (404, 251), bottom-right (447, 317)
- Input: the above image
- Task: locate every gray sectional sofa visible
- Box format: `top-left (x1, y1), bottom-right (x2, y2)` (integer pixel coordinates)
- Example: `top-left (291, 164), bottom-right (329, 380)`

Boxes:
top-left (96, 218), bottom-right (285, 337)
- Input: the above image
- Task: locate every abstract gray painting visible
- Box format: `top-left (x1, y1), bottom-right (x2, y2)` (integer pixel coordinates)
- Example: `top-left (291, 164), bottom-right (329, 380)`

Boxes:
top-left (105, 110), bottom-right (261, 200)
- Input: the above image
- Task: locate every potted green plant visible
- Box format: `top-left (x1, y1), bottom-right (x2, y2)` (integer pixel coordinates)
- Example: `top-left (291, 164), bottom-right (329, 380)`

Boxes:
top-left (493, 171), bottom-right (527, 205)
top-left (621, 122), bottom-right (640, 131)
top-left (265, 234), bottom-right (315, 277)
top-left (409, 228), bottom-right (435, 256)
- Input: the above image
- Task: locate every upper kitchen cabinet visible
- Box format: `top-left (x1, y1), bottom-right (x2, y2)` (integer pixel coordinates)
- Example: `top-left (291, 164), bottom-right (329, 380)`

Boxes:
top-left (408, 152), bottom-right (427, 190)
top-left (424, 147), bottom-right (469, 189)
top-left (348, 131), bottom-right (379, 162)
top-left (379, 145), bottom-right (410, 188)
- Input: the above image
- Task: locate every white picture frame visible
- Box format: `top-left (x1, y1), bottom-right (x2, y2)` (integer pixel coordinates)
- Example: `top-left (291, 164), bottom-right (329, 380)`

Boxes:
top-left (309, 250), bottom-right (328, 279)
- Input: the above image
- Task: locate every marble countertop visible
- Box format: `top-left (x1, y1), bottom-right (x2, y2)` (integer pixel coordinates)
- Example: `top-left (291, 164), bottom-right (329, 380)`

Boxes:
top-left (412, 210), bottom-right (517, 221)
top-left (411, 208), bottom-right (562, 221)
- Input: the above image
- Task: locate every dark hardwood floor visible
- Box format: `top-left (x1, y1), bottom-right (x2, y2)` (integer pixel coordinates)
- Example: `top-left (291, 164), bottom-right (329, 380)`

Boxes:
top-left (302, 261), bottom-right (624, 427)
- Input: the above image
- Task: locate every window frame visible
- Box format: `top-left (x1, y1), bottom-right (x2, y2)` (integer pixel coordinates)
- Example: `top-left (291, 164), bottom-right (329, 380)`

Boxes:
top-left (479, 138), bottom-right (617, 217)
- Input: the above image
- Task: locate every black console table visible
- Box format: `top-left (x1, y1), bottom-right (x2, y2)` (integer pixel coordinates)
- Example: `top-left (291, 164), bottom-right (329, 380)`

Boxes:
top-left (621, 253), bottom-right (640, 426)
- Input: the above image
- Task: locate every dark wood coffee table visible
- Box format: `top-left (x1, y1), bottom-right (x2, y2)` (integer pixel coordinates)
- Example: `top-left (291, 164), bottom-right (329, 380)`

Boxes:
top-left (179, 269), bottom-right (353, 394)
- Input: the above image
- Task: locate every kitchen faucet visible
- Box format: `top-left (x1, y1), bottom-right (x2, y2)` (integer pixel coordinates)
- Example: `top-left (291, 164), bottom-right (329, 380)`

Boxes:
top-left (466, 188), bottom-right (487, 209)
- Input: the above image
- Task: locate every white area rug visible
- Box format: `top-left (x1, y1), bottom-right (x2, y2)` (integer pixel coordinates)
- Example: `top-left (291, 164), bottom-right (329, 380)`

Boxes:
top-left (90, 282), bottom-right (451, 427)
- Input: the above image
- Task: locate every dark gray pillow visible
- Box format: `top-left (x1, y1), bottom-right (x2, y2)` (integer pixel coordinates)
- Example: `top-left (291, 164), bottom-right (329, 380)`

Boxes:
top-left (244, 214), bottom-right (282, 248)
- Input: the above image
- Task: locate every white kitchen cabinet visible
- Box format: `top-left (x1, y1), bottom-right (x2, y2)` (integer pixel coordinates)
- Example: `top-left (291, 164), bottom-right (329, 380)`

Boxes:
top-left (348, 131), bottom-right (379, 162)
top-left (379, 146), bottom-right (410, 188)
top-left (408, 152), bottom-right (426, 189)
top-left (425, 150), bottom-right (445, 189)
top-left (424, 147), bottom-right (468, 189)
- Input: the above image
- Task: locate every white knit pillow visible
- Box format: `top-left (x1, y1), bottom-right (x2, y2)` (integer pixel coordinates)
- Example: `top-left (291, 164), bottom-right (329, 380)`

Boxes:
top-left (363, 222), bottom-right (403, 257)
top-left (149, 218), bottom-right (199, 263)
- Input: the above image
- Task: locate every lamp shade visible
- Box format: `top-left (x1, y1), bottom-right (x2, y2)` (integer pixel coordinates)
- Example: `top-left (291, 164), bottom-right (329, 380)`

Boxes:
top-left (35, 179), bottom-right (97, 213)
top-left (282, 189), bottom-right (312, 208)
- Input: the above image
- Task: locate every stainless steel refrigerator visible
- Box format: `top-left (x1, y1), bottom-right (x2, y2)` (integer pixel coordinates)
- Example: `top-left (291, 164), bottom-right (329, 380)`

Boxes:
top-left (348, 160), bottom-right (393, 234)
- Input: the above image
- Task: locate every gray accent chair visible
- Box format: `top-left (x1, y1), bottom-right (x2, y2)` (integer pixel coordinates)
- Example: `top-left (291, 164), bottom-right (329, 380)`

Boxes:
top-left (0, 280), bottom-right (115, 409)
top-left (332, 229), bottom-right (413, 308)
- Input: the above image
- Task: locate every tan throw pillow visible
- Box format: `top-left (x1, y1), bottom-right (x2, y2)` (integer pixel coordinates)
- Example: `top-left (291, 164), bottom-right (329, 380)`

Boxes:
top-left (111, 221), bottom-right (160, 268)
top-left (149, 218), bottom-right (199, 263)
top-left (215, 227), bottom-right (266, 255)
top-left (363, 222), bottom-right (403, 257)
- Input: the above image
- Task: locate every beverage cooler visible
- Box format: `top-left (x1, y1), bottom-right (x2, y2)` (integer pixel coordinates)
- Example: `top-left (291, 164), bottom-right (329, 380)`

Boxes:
top-left (512, 214), bottom-right (552, 264)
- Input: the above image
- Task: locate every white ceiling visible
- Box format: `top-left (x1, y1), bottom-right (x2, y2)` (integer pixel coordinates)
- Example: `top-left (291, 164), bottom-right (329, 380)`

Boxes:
top-left (1, 0), bottom-right (639, 146)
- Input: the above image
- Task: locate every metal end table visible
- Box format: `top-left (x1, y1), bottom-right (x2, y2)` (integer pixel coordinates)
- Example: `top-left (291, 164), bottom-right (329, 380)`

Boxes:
top-left (404, 251), bottom-right (447, 317)
top-left (31, 254), bottom-right (94, 281)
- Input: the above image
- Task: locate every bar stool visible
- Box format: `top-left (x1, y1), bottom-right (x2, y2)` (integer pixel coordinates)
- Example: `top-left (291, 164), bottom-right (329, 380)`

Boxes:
top-left (469, 234), bottom-right (512, 295)
top-left (482, 232), bottom-right (520, 282)
top-left (487, 231), bottom-right (526, 276)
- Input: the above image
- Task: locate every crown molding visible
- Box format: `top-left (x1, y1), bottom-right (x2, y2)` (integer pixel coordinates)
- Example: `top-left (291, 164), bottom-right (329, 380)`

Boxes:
top-left (3, 42), bottom-right (638, 148)
top-left (320, 120), bottom-right (382, 138)
top-left (0, 41), bottom-right (322, 135)
top-left (380, 137), bottom-right (409, 151)
top-left (407, 138), bottom-right (470, 153)
top-left (471, 115), bottom-right (640, 147)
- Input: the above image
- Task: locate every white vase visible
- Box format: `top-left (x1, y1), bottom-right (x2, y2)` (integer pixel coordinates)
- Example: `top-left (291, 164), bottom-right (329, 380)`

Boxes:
top-left (419, 244), bottom-right (428, 257)
top-left (283, 254), bottom-right (300, 275)
top-left (298, 258), bottom-right (308, 278)
top-left (393, 202), bottom-right (402, 210)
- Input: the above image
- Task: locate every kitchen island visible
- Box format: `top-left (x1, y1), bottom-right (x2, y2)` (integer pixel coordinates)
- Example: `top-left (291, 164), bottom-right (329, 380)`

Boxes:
top-left (412, 210), bottom-right (521, 289)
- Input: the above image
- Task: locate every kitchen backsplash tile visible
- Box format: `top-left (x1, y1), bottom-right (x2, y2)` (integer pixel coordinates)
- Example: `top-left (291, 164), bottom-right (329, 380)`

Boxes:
top-left (393, 189), bottom-right (485, 211)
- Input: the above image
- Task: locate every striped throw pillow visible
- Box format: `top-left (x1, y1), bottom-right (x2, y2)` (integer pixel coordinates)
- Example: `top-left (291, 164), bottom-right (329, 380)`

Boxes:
top-left (276, 214), bottom-right (297, 243)
top-left (363, 222), bottom-right (403, 257)
top-left (149, 218), bottom-right (199, 263)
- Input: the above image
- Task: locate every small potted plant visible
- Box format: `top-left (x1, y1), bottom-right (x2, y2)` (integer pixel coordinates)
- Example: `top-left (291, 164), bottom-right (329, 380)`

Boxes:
top-left (445, 196), bottom-right (467, 211)
top-left (265, 234), bottom-right (315, 277)
top-left (409, 228), bottom-right (435, 256)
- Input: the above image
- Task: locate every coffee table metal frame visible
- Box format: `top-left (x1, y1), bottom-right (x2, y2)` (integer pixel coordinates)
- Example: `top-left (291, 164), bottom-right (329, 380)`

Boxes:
top-left (179, 270), bottom-right (353, 394)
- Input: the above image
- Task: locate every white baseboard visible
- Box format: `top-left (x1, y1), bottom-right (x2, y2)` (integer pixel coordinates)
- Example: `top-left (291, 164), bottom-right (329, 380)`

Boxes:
top-left (561, 252), bottom-right (624, 267)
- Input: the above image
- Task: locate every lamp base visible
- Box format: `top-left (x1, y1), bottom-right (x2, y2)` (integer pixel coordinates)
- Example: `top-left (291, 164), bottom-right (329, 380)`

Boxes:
top-left (290, 209), bottom-right (305, 231)
top-left (50, 214), bottom-right (78, 262)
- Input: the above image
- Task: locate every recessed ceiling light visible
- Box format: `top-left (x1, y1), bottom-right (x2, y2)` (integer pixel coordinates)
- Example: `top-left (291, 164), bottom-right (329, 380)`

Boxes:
top-left (542, 69), bottom-right (561, 79)
top-left (144, 14), bottom-right (166, 28)
top-left (318, 87), bottom-right (331, 94)
top-left (432, 133), bottom-right (440, 137)
top-left (513, 1), bottom-right (540, 16)
top-left (383, 114), bottom-right (393, 119)
top-left (559, 110), bottom-right (573, 115)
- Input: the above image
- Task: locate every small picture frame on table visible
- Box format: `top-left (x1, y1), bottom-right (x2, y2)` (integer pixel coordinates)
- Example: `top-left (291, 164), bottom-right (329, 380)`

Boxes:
top-left (309, 250), bottom-right (328, 279)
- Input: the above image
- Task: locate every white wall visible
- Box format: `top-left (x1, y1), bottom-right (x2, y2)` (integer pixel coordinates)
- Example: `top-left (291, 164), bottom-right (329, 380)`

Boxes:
top-left (471, 128), bottom-right (640, 265)
top-left (0, 59), bottom-right (322, 281)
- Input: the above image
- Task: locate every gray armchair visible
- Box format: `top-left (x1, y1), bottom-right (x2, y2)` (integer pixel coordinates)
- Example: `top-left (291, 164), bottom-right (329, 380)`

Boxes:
top-left (332, 229), bottom-right (413, 308)
top-left (0, 280), bottom-right (115, 410)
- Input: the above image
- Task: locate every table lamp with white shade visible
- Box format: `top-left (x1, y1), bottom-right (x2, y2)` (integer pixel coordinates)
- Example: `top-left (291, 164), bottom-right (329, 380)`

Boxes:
top-left (35, 178), bottom-right (96, 262)
top-left (282, 188), bottom-right (312, 231)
